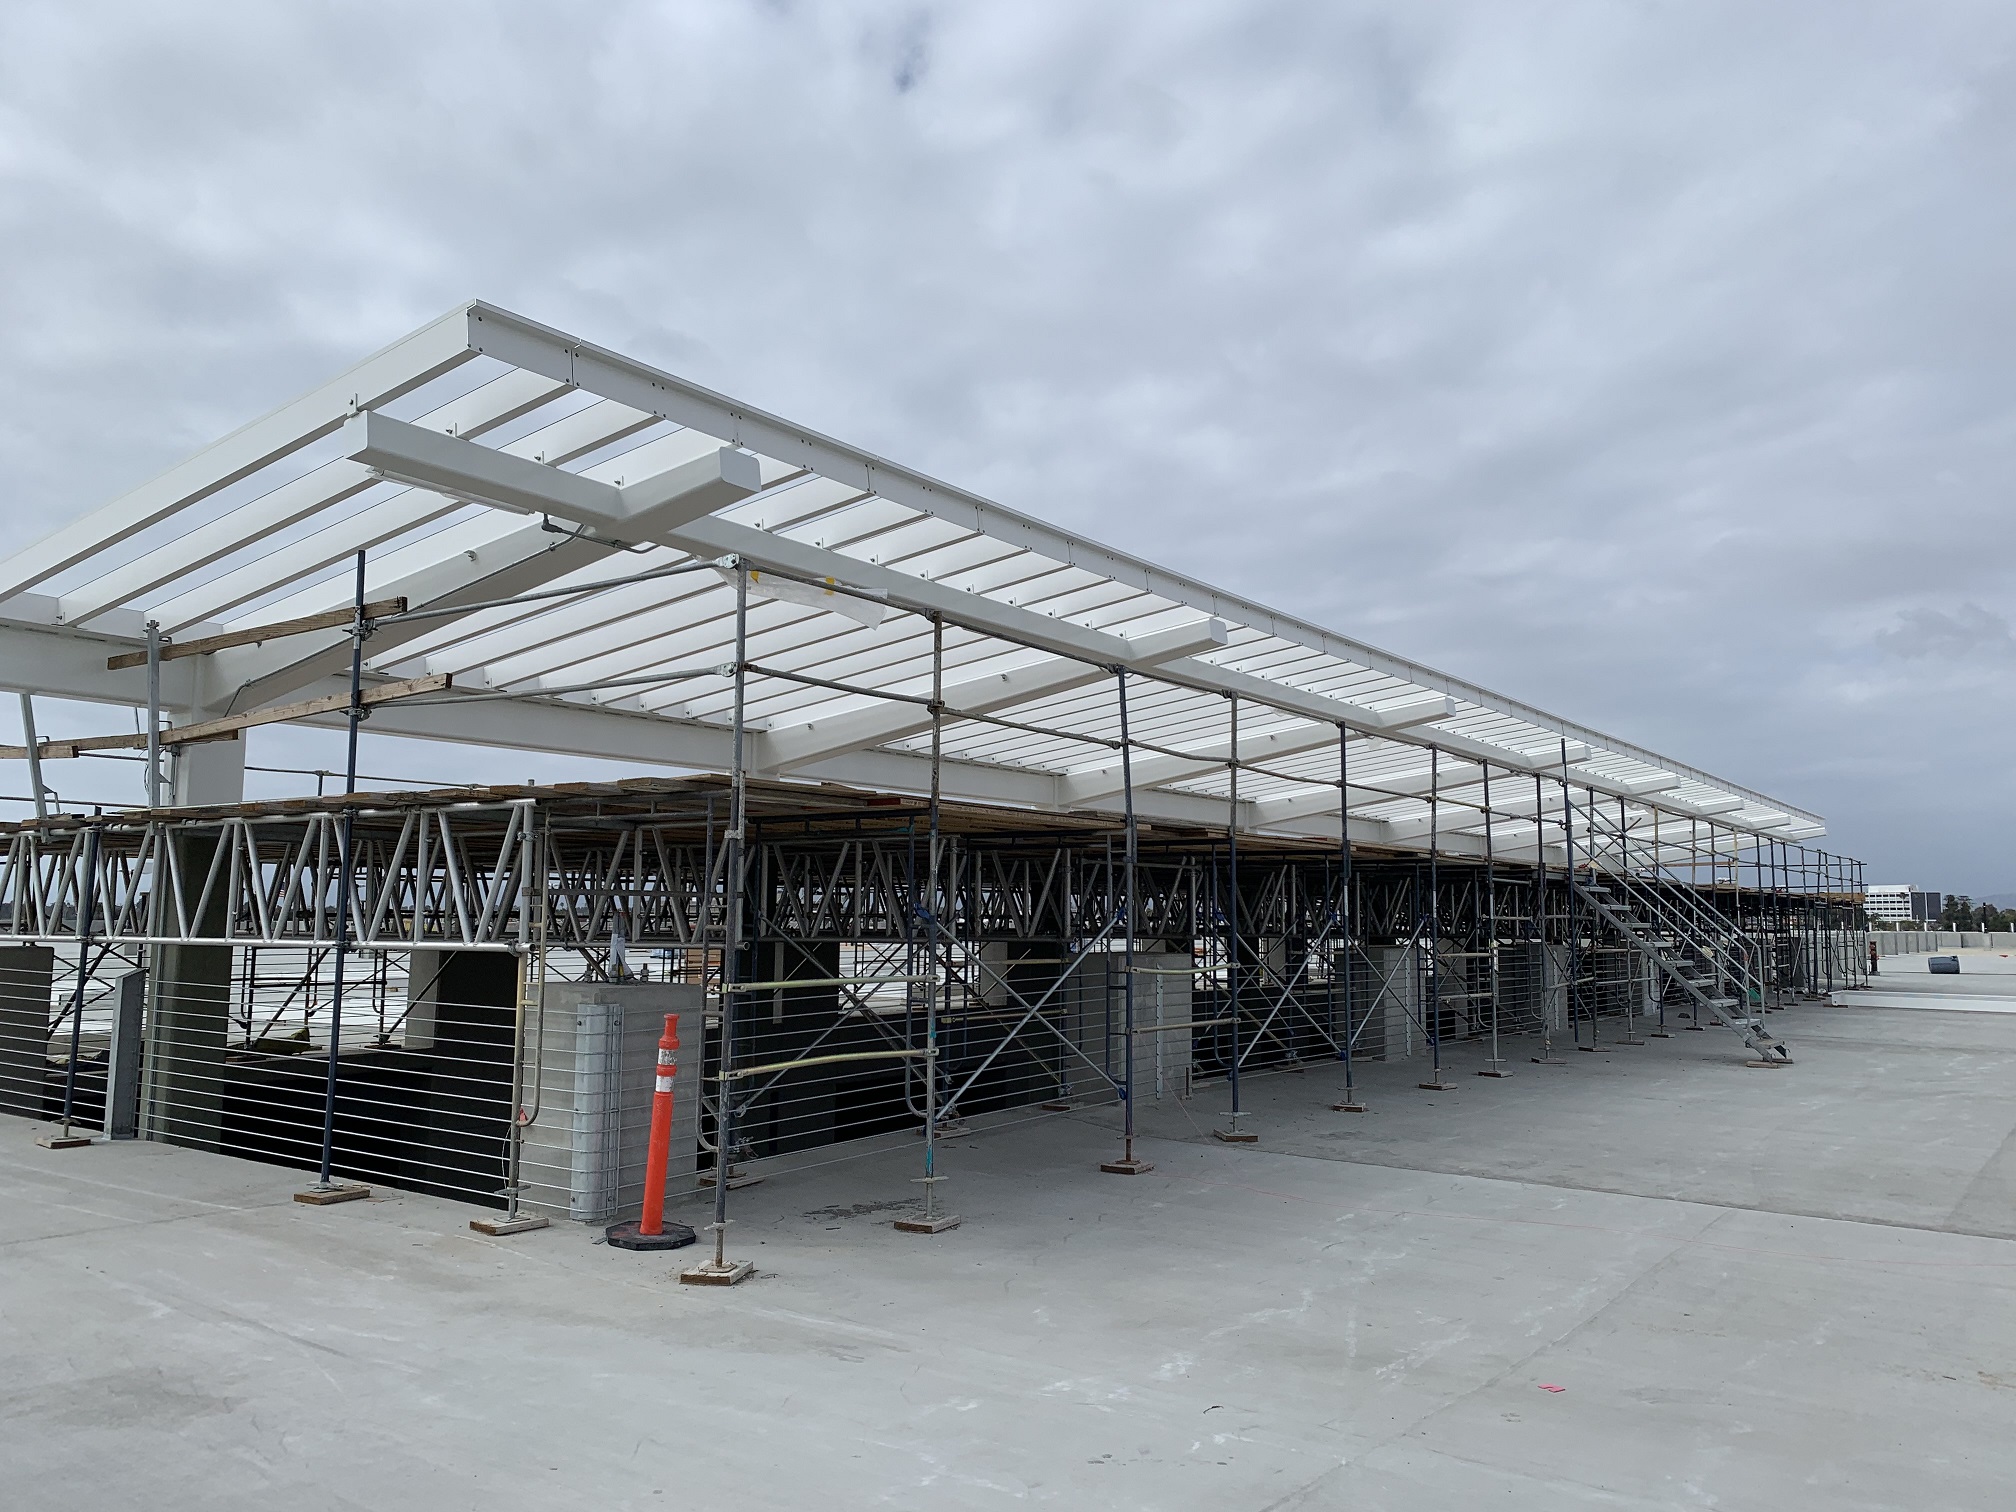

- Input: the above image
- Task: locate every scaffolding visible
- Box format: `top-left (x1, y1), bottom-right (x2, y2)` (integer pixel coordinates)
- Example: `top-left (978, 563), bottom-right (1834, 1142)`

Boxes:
top-left (0, 300), bottom-right (1863, 1271)
top-left (0, 723), bottom-right (1867, 1263)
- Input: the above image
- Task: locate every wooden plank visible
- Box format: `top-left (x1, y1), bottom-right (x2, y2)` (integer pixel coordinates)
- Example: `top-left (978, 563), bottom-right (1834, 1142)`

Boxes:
top-left (0, 729), bottom-right (240, 760)
top-left (0, 673), bottom-right (450, 759)
top-left (105, 598), bottom-right (409, 669)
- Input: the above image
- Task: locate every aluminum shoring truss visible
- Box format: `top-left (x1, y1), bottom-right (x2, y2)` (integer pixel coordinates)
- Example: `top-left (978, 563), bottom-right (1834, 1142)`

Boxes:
top-left (0, 786), bottom-right (1871, 1230)
top-left (1, 802), bottom-right (536, 952)
top-left (0, 798), bottom-right (1866, 1030)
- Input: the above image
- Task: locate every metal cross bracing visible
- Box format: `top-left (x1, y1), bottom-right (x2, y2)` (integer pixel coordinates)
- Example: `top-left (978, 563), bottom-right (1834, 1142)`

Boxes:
top-left (0, 301), bottom-right (1871, 1248)
top-left (0, 782), bottom-right (1870, 1233)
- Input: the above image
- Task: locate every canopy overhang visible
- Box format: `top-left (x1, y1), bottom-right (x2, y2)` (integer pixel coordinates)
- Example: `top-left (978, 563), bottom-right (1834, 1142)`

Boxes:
top-left (0, 301), bottom-right (1827, 852)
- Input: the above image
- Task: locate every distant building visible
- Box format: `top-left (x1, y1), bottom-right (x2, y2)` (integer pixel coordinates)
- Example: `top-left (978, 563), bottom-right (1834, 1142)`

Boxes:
top-left (1867, 885), bottom-right (1940, 923)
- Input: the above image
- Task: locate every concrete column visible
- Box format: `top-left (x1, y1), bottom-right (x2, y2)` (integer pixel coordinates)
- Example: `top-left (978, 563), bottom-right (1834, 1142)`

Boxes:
top-left (1544, 944), bottom-right (1572, 1033)
top-left (1134, 950), bottom-right (1192, 1101)
top-left (518, 982), bottom-right (704, 1224)
top-left (1054, 950), bottom-right (1120, 1107)
top-left (977, 940), bottom-right (1088, 1105)
top-left (105, 969), bottom-right (146, 1139)
top-left (0, 945), bottom-right (55, 1121)
top-left (1375, 945), bottom-right (1421, 1061)
top-left (142, 835), bottom-right (234, 1150)
top-left (169, 668), bottom-right (249, 811)
top-left (170, 738), bottom-right (246, 808)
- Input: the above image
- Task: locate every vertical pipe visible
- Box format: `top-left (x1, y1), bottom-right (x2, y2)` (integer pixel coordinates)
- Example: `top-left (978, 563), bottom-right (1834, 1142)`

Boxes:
top-left (1333, 724), bottom-right (1363, 1110)
top-left (18, 692), bottom-right (48, 820)
top-left (309, 552), bottom-right (367, 1194)
top-left (54, 819), bottom-right (102, 1142)
top-left (1481, 760), bottom-right (1505, 1074)
top-left (1531, 771), bottom-right (1560, 1062)
top-left (503, 801), bottom-right (540, 1224)
top-left (1421, 747), bottom-right (1446, 1087)
top-left (706, 559), bottom-right (751, 1272)
top-left (145, 620), bottom-right (162, 810)
top-left (1651, 805), bottom-right (1668, 1034)
top-left (1582, 782), bottom-right (1597, 1036)
top-left (1101, 668), bottom-right (1152, 1171)
top-left (1218, 693), bottom-right (1249, 1139)
top-left (1618, 794), bottom-right (1633, 1042)
top-left (1559, 740), bottom-right (1581, 1051)
top-left (1118, 671), bottom-right (1136, 1159)
top-left (918, 612), bottom-right (948, 1218)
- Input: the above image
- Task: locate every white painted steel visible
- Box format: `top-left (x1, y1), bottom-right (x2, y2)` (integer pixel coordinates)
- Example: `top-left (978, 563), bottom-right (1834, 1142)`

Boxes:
top-left (0, 301), bottom-right (1824, 849)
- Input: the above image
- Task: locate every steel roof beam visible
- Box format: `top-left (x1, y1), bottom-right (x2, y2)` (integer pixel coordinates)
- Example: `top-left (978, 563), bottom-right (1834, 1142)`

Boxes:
top-left (1058, 693), bottom-right (1455, 806)
top-left (455, 300), bottom-right (1813, 821)
top-left (329, 416), bottom-right (1818, 827)
top-left (756, 617), bottom-right (1228, 775)
top-left (0, 306), bottom-right (479, 602)
top-left (53, 369), bottom-right (572, 627)
top-left (205, 443), bottom-right (761, 710)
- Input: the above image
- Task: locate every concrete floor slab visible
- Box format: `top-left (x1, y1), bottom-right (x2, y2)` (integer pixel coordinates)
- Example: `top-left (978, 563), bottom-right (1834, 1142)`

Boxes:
top-left (5, 999), bottom-right (2014, 1510)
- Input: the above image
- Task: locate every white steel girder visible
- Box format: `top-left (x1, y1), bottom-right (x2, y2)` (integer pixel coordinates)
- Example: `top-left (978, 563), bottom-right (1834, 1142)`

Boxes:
top-left (0, 300), bottom-right (1832, 859)
top-left (1, 308), bottom-right (479, 601)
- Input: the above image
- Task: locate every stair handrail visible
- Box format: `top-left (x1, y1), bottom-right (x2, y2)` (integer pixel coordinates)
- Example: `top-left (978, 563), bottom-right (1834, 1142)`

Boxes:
top-left (1597, 864), bottom-right (1766, 1015)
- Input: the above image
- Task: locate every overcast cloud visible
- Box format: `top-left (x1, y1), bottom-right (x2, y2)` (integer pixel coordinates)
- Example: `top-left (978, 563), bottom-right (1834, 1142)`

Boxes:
top-left (2, 1), bottom-right (2011, 891)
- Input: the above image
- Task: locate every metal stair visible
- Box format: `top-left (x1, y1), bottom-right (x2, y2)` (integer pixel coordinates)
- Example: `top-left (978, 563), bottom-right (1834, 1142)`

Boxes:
top-left (1572, 874), bottom-right (1791, 1064)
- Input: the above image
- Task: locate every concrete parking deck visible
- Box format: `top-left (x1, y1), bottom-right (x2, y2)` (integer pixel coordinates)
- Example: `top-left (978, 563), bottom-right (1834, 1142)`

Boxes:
top-left (6, 998), bottom-right (2014, 1510)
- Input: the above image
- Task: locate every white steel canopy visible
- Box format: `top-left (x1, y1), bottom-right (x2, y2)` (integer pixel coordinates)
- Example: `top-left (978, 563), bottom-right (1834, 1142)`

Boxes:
top-left (0, 301), bottom-right (1824, 855)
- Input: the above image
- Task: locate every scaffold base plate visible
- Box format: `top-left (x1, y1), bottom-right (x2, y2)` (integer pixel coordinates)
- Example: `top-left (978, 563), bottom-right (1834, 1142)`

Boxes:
top-left (679, 1259), bottom-right (755, 1286)
top-left (1418, 1081), bottom-right (1455, 1092)
top-left (1744, 1059), bottom-right (1790, 1069)
top-left (894, 1213), bottom-right (962, 1233)
top-left (1617, 1038), bottom-right (1648, 1046)
top-left (605, 1220), bottom-right (697, 1251)
top-left (1099, 1157), bottom-right (1154, 1175)
top-left (1476, 1069), bottom-right (1512, 1078)
top-left (294, 1183), bottom-right (371, 1206)
top-left (1648, 1031), bottom-right (1673, 1038)
top-left (1330, 1101), bottom-right (1367, 1112)
top-left (470, 1214), bottom-right (550, 1236)
top-left (35, 1134), bottom-right (93, 1149)
top-left (1211, 1128), bottom-right (1259, 1144)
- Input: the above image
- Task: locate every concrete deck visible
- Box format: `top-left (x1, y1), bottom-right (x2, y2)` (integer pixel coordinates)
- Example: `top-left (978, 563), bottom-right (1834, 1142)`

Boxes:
top-left (1853, 950), bottom-right (2016, 1012)
top-left (6, 997), bottom-right (2014, 1510)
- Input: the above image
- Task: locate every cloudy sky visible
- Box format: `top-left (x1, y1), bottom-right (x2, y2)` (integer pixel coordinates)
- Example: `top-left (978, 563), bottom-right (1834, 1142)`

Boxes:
top-left (2, 1), bottom-right (2011, 892)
